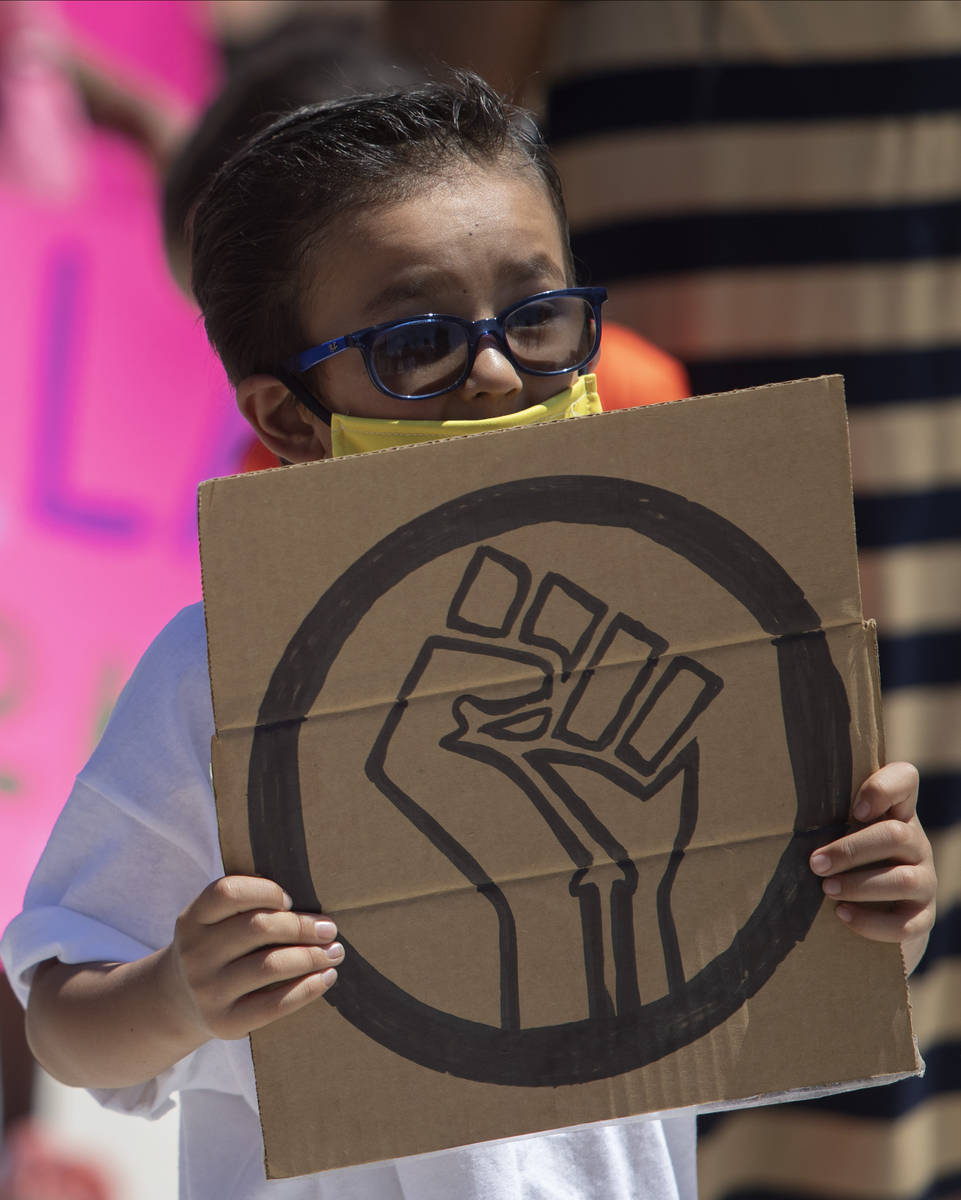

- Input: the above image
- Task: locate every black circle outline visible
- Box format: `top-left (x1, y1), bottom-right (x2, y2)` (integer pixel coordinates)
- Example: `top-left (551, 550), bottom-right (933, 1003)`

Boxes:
top-left (247, 476), bottom-right (851, 1086)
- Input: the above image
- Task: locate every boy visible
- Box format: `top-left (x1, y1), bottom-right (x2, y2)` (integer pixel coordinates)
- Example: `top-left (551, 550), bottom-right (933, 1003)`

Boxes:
top-left (1, 74), bottom-right (935, 1200)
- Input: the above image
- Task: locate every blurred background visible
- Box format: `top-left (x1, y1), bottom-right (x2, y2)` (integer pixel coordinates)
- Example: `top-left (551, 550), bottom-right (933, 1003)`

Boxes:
top-left (1, 2), bottom-right (960, 1198)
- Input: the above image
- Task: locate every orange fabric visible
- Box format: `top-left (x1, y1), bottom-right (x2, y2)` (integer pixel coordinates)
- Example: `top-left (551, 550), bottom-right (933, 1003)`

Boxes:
top-left (240, 437), bottom-right (282, 472)
top-left (594, 320), bottom-right (690, 411)
top-left (238, 320), bottom-right (689, 471)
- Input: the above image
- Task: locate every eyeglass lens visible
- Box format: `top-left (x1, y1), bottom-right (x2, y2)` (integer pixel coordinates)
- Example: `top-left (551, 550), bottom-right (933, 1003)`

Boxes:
top-left (369, 294), bottom-right (596, 398)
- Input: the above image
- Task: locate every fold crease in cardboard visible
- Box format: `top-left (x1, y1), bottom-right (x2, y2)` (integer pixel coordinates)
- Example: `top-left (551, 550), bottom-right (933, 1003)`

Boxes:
top-left (199, 375), bottom-right (920, 1179)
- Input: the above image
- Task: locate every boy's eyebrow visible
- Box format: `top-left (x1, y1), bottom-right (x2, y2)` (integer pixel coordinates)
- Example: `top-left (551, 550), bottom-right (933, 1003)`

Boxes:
top-left (360, 277), bottom-right (439, 318)
top-left (360, 255), bottom-right (568, 321)
top-left (497, 253), bottom-right (569, 290)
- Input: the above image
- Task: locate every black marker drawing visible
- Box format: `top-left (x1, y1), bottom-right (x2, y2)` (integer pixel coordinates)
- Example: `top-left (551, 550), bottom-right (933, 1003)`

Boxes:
top-left (247, 476), bottom-right (852, 1086)
top-left (367, 545), bottom-right (722, 1031)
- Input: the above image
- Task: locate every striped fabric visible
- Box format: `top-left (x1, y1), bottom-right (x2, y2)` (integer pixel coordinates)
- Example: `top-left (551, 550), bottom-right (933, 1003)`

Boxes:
top-left (542, 3), bottom-right (961, 1197)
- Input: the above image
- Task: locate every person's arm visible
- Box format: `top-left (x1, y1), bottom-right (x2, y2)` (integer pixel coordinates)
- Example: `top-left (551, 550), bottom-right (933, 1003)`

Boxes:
top-left (26, 876), bottom-right (342, 1089)
top-left (65, 45), bottom-right (191, 171)
top-left (808, 761), bottom-right (936, 975)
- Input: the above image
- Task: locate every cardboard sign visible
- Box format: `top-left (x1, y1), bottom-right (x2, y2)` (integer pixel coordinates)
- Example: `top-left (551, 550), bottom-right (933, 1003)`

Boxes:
top-left (199, 376), bottom-right (920, 1179)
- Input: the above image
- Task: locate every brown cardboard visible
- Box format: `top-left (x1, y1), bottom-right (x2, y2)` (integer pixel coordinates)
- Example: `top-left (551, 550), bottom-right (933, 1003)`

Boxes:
top-left (198, 375), bottom-right (920, 1179)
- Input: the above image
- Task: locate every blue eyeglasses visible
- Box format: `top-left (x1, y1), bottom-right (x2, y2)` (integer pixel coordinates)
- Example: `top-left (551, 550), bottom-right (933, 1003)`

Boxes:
top-left (282, 286), bottom-right (607, 405)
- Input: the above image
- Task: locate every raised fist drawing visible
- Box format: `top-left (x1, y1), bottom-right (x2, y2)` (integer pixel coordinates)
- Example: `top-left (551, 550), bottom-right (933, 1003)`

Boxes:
top-left (366, 544), bottom-right (723, 1030)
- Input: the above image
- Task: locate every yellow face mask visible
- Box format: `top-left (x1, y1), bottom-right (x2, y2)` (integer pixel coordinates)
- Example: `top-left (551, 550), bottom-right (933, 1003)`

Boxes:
top-left (330, 374), bottom-right (601, 458)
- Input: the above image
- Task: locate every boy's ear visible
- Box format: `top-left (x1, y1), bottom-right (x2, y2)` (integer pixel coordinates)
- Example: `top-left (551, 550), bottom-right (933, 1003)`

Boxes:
top-left (235, 374), bottom-right (332, 463)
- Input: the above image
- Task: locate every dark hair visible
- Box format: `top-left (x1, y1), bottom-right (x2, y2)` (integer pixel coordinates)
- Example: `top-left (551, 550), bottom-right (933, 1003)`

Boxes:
top-left (190, 71), bottom-right (572, 384)
top-left (162, 25), bottom-right (422, 260)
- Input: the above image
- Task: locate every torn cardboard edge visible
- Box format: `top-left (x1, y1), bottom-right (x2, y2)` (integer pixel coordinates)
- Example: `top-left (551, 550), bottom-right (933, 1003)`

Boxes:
top-left (346, 1063), bottom-right (926, 1173)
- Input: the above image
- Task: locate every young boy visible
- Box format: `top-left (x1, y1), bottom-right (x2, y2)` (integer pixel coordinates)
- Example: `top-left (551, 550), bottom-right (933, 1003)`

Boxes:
top-left (1, 74), bottom-right (936, 1200)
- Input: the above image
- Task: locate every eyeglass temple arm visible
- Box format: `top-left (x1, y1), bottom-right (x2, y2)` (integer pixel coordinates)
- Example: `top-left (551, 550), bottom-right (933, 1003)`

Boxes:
top-left (272, 366), bottom-right (333, 427)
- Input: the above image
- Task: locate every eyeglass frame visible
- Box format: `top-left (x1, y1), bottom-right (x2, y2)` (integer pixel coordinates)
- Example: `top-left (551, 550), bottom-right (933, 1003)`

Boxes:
top-left (278, 286), bottom-right (608, 416)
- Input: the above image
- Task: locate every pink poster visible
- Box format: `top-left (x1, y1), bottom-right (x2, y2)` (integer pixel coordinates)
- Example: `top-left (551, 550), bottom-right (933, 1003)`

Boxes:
top-left (0, 1), bottom-right (249, 928)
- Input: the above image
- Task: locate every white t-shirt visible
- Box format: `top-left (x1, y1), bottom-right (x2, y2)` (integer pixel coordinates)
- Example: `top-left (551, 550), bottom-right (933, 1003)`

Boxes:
top-left (0, 603), bottom-right (697, 1200)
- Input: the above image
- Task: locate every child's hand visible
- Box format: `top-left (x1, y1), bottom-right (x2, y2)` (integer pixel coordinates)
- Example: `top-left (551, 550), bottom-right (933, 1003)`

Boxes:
top-left (165, 876), bottom-right (343, 1041)
top-left (809, 762), bottom-right (936, 974)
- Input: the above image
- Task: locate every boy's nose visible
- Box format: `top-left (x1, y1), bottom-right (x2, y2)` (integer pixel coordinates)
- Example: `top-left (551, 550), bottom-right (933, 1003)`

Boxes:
top-left (448, 335), bottom-right (524, 418)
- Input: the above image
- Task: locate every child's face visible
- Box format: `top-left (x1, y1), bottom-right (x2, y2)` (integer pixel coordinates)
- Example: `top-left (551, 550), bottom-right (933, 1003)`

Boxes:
top-left (296, 164), bottom-right (574, 455)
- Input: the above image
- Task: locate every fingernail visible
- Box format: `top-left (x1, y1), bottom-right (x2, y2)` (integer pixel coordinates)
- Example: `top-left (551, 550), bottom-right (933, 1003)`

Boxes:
top-left (326, 942), bottom-right (345, 962)
top-left (281, 892), bottom-right (294, 910)
top-left (315, 919), bottom-right (337, 941)
top-left (320, 967), bottom-right (338, 988)
top-left (810, 853), bottom-right (831, 874)
top-left (822, 877), bottom-right (841, 895)
top-left (836, 904), bottom-right (853, 923)
top-left (854, 799), bottom-right (870, 821)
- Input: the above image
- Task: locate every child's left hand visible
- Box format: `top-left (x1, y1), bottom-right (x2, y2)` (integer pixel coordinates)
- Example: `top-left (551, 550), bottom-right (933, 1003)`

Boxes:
top-left (809, 761), bottom-right (936, 975)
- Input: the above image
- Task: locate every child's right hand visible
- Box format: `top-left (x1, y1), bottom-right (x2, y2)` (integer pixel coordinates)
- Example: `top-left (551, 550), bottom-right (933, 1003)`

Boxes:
top-left (25, 876), bottom-right (341, 1089)
top-left (165, 876), bottom-right (343, 1042)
